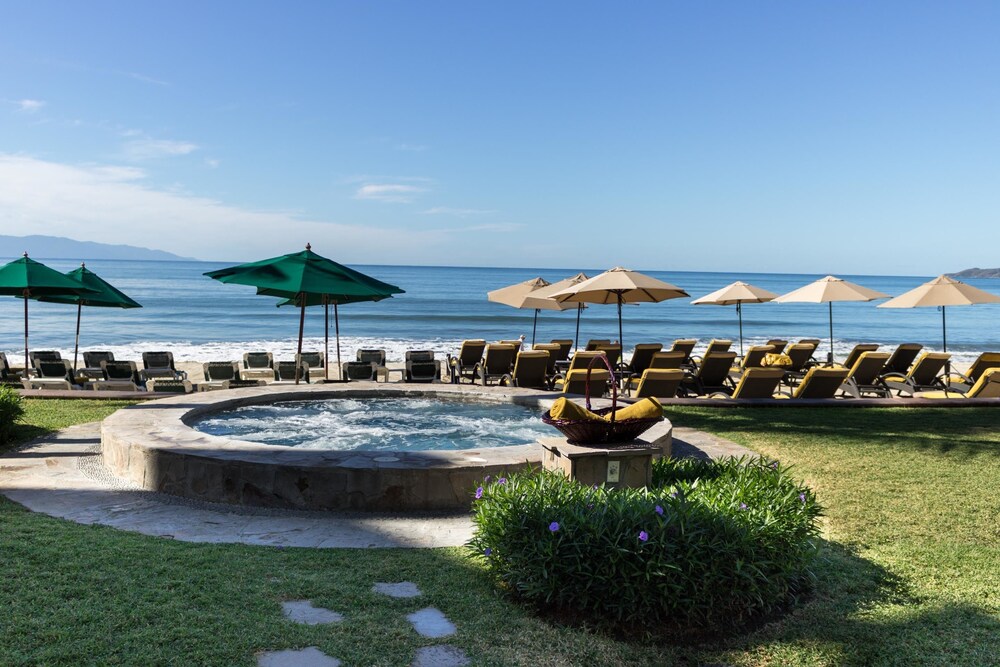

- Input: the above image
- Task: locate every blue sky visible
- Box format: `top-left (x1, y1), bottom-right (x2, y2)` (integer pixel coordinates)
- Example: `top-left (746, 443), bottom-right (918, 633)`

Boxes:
top-left (1, 1), bottom-right (998, 274)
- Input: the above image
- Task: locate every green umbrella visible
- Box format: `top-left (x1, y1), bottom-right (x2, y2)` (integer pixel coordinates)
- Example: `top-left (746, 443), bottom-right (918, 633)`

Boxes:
top-left (0, 253), bottom-right (99, 377)
top-left (205, 244), bottom-right (403, 383)
top-left (30, 263), bottom-right (142, 373)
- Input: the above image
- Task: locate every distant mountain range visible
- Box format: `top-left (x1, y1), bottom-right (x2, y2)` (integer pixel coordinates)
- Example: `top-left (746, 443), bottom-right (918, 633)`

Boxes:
top-left (950, 267), bottom-right (1000, 279)
top-left (0, 235), bottom-right (192, 261)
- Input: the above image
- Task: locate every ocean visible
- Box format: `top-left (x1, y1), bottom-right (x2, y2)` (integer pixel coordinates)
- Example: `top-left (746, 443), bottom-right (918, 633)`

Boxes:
top-left (2, 259), bottom-right (998, 367)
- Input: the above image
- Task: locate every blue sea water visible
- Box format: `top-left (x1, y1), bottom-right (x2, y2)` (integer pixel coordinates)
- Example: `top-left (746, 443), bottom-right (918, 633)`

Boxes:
top-left (1, 258), bottom-right (998, 366)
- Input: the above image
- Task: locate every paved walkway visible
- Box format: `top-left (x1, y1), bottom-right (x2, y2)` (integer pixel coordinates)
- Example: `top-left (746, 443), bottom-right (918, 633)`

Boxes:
top-left (0, 422), bottom-right (752, 549)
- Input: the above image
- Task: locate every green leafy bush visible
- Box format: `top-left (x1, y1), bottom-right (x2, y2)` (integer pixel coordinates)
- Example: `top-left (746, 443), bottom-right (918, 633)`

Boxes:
top-left (0, 385), bottom-right (25, 445)
top-left (469, 456), bottom-right (822, 631)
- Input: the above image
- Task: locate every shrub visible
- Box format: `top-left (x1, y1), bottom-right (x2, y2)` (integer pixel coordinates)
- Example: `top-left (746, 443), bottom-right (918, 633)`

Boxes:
top-left (0, 385), bottom-right (25, 445)
top-left (468, 457), bottom-right (822, 631)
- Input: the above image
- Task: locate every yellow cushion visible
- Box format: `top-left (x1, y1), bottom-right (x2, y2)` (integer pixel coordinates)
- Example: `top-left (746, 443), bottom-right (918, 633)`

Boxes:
top-left (605, 396), bottom-right (663, 422)
top-left (762, 353), bottom-right (792, 368)
top-left (548, 397), bottom-right (605, 421)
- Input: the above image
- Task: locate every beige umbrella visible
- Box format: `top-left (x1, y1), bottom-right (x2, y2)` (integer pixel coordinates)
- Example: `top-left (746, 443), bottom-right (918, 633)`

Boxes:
top-left (548, 267), bottom-right (689, 354)
top-left (878, 275), bottom-right (1000, 354)
top-left (773, 275), bottom-right (890, 364)
top-left (487, 277), bottom-right (576, 345)
top-left (523, 272), bottom-right (589, 349)
top-left (691, 281), bottom-right (779, 356)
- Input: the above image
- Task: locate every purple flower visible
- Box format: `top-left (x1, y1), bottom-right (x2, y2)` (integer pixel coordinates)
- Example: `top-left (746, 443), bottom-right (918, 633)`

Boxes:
top-left (586, 503), bottom-right (594, 509)
top-left (483, 475), bottom-right (491, 484)
top-left (638, 530), bottom-right (649, 542)
top-left (483, 547), bottom-right (492, 556)
top-left (475, 486), bottom-right (483, 499)
top-left (654, 505), bottom-right (664, 516)
top-left (739, 503), bottom-right (748, 511)
top-left (549, 521), bottom-right (560, 532)
top-left (670, 491), bottom-right (679, 499)
top-left (799, 492), bottom-right (807, 504)
top-left (770, 461), bottom-right (779, 470)
top-left (592, 484), bottom-right (599, 490)
top-left (498, 477), bottom-right (507, 485)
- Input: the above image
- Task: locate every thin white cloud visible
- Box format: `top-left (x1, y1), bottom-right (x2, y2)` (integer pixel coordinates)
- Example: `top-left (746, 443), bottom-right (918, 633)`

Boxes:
top-left (204, 158), bottom-right (220, 169)
top-left (395, 143), bottom-right (428, 152)
top-left (421, 207), bottom-right (495, 217)
top-left (121, 132), bottom-right (198, 161)
top-left (0, 155), bottom-right (475, 262)
top-left (122, 71), bottom-right (169, 86)
top-left (15, 99), bottom-right (46, 113)
top-left (354, 183), bottom-right (427, 203)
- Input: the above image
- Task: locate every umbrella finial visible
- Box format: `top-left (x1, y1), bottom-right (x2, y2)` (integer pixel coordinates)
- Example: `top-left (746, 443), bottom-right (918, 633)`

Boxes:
top-left (23, 251), bottom-right (28, 257)
top-left (81, 262), bottom-right (86, 268)
top-left (306, 243), bottom-right (312, 251)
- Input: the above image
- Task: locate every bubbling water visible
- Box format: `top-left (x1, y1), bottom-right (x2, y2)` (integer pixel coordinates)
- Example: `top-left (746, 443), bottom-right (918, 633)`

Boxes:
top-left (193, 397), bottom-right (552, 451)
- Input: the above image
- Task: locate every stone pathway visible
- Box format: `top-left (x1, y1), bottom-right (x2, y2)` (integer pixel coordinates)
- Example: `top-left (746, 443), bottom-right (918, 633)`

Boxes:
top-left (281, 600), bottom-right (343, 625)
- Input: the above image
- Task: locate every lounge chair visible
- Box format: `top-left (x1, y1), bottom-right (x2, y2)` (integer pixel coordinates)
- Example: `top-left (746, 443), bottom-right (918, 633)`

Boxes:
top-left (798, 338), bottom-right (821, 347)
top-left (918, 368), bottom-right (1000, 399)
top-left (715, 367), bottom-right (785, 399)
top-left (90, 379), bottom-right (141, 392)
top-left (101, 360), bottom-right (143, 387)
top-left (681, 351), bottom-right (737, 396)
top-left (765, 339), bottom-right (789, 355)
top-left (242, 352), bottom-right (275, 381)
top-left (77, 350), bottom-right (115, 381)
top-left (881, 344), bottom-right (923, 376)
top-left (295, 351), bottom-right (325, 371)
top-left (558, 368), bottom-right (611, 397)
top-left (274, 361), bottom-right (309, 383)
top-left (690, 339), bottom-right (733, 367)
top-left (531, 343), bottom-right (562, 379)
top-left (405, 350), bottom-right (441, 383)
top-left (632, 368), bottom-right (684, 399)
top-left (475, 343), bottom-right (517, 386)
top-left (668, 339), bottom-right (698, 366)
top-left (356, 349), bottom-right (388, 381)
top-left (835, 344), bottom-right (880, 370)
top-left (0, 352), bottom-right (22, 385)
top-left (29, 350), bottom-right (62, 369)
top-left (498, 339), bottom-right (523, 356)
top-left (585, 339), bottom-right (611, 351)
top-left (501, 350), bottom-right (550, 389)
top-left (201, 361), bottom-right (264, 390)
top-left (946, 352), bottom-right (1000, 394)
top-left (839, 352), bottom-right (891, 398)
top-left (784, 367), bottom-right (850, 399)
top-left (728, 345), bottom-right (774, 381)
top-left (22, 360), bottom-right (77, 390)
top-left (780, 343), bottom-right (821, 385)
top-left (141, 351), bottom-right (186, 381)
top-left (594, 343), bottom-right (622, 368)
top-left (342, 361), bottom-right (378, 381)
top-left (627, 343), bottom-right (663, 377)
top-left (881, 353), bottom-right (950, 397)
top-left (552, 350), bottom-right (605, 383)
top-left (647, 350), bottom-right (687, 370)
top-left (147, 379), bottom-right (193, 394)
top-left (448, 339), bottom-right (487, 384)
top-left (549, 340), bottom-right (574, 362)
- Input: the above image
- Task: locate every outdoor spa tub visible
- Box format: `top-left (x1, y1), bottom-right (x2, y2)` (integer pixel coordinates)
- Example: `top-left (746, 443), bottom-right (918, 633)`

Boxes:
top-left (100, 383), bottom-right (670, 511)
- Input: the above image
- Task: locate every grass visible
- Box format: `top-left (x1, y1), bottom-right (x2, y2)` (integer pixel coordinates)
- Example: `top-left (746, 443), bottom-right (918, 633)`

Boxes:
top-left (0, 401), bottom-right (998, 665)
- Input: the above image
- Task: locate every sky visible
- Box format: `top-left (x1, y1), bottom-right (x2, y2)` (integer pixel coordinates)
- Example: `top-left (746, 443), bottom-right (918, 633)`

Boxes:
top-left (1, 1), bottom-right (998, 274)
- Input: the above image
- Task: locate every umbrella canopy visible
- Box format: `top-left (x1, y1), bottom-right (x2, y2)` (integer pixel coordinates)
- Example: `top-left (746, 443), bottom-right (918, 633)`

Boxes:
top-left (549, 267), bottom-right (688, 354)
top-left (205, 244), bottom-right (403, 382)
top-left (773, 275), bottom-right (889, 364)
top-left (691, 281), bottom-right (779, 356)
top-left (487, 277), bottom-right (576, 345)
top-left (0, 254), bottom-right (98, 376)
top-left (526, 273), bottom-right (590, 349)
top-left (30, 263), bottom-right (142, 373)
top-left (878, 275), bottom-right (1000, 353)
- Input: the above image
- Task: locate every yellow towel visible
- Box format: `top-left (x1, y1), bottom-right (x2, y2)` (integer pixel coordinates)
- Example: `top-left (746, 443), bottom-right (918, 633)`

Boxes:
top-left (548, 397), bottom-right (605, 421)
top-left (604, 396), bottom-right (663, 422)
top-left (762, 353), bottom-right (793, 368)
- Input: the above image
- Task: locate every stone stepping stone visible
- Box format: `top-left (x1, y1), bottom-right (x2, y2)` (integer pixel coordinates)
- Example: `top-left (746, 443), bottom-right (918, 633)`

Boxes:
top-left (257, 646), bottom-right (340, 667)
top-left (411, 645), bottom-right (471, 667)
top-left (281, 600), bottom-right (344, 625)
top-left (407, 607), bottom-right (456, 638)
top-left (373, 581), bottom-right (422, 598)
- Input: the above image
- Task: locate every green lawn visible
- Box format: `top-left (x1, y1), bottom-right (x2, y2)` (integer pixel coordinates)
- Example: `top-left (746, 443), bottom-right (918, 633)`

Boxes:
top-left (1, 400), bottom-right (998, 666)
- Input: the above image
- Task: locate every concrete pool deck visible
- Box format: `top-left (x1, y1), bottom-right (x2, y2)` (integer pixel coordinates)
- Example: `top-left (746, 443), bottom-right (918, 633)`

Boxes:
top-left (0, 413), bottom-right (750, 548)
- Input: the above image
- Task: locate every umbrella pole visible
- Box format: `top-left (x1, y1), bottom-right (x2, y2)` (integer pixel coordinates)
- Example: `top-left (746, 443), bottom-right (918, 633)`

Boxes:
top-left (296, 294), bottom-right (305, 385)
top-left (23, 290), bottom-right (29, 379)
top-left (73, 301), bottom-right (82, 376)
top-left (574, 304), bottom-right (582, 351)
top-left (324, 298), bottom-right (329, 381)
top-left (617, 293), bottom-right (624, 360)
top-left (531, 309), bottom-right (538, 347)
top-left (737, 302), bottom-right (744, 357)
top-left (942, 306), bottom-right (950, 378)
top-left (828, 302), bottom-right (834, 366)
top-left (334, 303), bottom-right (341, 380)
